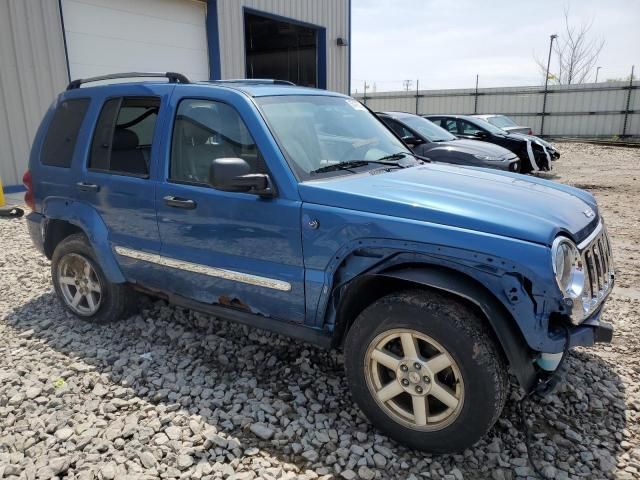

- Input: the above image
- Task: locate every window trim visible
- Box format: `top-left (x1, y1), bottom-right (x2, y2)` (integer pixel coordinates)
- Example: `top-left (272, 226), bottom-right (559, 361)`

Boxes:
top-left (167, 96), bottom-right (276, 196)
top-left (87, 95), bottom-right (161, 179)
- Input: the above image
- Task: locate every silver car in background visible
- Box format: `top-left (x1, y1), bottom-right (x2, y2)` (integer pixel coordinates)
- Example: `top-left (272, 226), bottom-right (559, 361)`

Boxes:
top-left (473, 114), bottom-right (532, 135)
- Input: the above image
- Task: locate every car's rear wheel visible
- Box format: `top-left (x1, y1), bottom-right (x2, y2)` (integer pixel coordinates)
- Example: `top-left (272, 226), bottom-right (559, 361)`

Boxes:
top-left (52, 233), bottom-right (136, 323)
top-left (344, 289), bottom-right (508, 453)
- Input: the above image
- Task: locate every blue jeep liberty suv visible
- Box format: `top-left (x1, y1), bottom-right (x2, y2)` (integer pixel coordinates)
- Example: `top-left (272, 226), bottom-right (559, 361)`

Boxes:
top-left (24, 73), bottom-right (614, 453)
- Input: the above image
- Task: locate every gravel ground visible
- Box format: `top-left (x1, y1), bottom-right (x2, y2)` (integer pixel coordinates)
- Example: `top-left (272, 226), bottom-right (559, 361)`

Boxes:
top-left (1, 142), bottom-right (639, 480)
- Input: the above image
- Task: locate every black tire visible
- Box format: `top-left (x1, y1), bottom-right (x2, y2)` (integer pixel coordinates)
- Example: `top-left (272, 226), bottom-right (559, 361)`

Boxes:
top-left (344, 289), bottom-right (508, 453)
top-left (51, 233), bottom-right (136, 323)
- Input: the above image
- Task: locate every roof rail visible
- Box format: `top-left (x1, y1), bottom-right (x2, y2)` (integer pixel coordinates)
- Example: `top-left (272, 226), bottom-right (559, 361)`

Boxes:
top-left (208, 79), bottom-right (296, 86)
top-left (66, 72), bottom-right (190, 90)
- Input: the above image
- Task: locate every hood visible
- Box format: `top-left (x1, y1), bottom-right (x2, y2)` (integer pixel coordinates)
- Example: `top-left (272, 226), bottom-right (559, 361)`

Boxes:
top-left (299, 163), bottom-right (598, 246)
top-left (509, 133), bottom-right (555, 150)
top-left (433, 139), bottom-right (516, 157)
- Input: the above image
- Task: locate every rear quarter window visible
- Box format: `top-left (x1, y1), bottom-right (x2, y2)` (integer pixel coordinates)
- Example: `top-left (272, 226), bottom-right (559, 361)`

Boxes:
top-left (41, 98), bottom-right (90, 167)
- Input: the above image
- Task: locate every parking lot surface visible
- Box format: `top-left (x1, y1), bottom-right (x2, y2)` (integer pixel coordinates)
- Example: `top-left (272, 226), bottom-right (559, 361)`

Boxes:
top-left (1, 142), bottom-right (639, 479)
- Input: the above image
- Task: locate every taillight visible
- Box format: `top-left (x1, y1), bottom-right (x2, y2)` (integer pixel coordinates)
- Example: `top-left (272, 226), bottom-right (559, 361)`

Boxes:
top-left (23, 170), bottom-right (35, 210)
top-left (528, 129), bottom-right (533, 135)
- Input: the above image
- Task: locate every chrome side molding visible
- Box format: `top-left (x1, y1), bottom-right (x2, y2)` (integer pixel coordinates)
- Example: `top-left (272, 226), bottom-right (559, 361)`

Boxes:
top-left (114, 246), bottom-right (292, 292)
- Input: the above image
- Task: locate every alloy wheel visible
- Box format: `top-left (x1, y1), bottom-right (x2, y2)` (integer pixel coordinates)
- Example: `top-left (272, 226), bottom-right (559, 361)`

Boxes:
top-left (364, 328), bottom-right (464, 431)
top-left (57, 253), bottom-right (102, 316)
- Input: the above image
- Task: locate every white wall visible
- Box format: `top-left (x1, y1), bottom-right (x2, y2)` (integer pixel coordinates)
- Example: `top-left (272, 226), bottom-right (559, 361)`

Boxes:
top-left (215, 0), bottom-right (350, 93)
top-left (60, 0), bottom-right (210, 81)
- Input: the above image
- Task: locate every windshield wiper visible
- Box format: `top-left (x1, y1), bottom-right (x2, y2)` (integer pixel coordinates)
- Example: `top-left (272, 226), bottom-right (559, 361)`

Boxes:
top-left (310, 159), bottom-right (406, 174)
top-left (377, 151), bottom-right (431, 162)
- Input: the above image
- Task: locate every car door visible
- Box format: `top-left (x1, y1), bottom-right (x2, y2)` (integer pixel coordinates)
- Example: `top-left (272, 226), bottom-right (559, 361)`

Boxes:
top-left (155, 92), bottom-right (305, 322)
top-left (77, 86), bottom-right (171, 288)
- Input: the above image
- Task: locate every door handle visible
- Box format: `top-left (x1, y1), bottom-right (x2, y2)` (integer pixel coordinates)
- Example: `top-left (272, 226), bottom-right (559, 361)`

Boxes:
top-left (76, 181), bottom-right (100, 192)
top-left (163, 195), bottom-right (196, 209)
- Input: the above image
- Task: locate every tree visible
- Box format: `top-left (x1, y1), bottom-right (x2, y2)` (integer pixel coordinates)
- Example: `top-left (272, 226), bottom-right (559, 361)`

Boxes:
top-left (535, 8), bottom-right (605, 85)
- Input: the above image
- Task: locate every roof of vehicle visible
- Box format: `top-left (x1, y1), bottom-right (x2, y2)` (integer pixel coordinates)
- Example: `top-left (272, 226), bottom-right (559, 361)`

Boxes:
top-left (378, 111), bottom-right (420, 119)
top-left (472, 114), bottom-right (502, 119)
top-left (205, 81), bottom-right (348, 98)
top-left (66, 76), bottom-right (347, 99)
top-left (423, 114), bottom-right (476, 120)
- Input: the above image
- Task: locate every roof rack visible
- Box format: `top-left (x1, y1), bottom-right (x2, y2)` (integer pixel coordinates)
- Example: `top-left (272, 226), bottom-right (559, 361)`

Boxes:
top-left (207, 79), bottom-right (296, 86)
top-left (66, 72), bottom-right (190, 90)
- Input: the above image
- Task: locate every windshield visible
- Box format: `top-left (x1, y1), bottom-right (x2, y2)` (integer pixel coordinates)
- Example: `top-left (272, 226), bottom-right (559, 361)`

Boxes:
top-left (487, 115), bottom-right (518, 128)
top-left (256, 96), bottom-right (413, 179)
top-left (400, 116), bottom-right (457, 142)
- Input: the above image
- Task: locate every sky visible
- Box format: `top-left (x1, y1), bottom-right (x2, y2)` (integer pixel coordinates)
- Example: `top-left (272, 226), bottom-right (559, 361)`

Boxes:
top-left (350, 0), bottom-right (640, 93)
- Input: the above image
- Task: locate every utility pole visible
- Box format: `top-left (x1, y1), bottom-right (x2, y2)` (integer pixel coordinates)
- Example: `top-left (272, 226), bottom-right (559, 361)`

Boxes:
top-left (622, 65), bottom-right (635, 138)
top-left (540, 33), bottom-right (558, 136)
top-left (595, 66), bottom-right (602, 83)
top-left (363, 81), bottom-right (369, 105)
top-left (415, 79), bottom-right (419, 114)
top-left (474, 74), bottom-right (479, 114)
top-left (403, 79), bottom-right (413, 91)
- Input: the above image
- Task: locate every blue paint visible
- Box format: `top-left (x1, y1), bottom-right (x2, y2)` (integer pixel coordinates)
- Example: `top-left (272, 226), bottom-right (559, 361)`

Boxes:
top-left (206, 0), bottom-right (221, 80)
top-left (317, 28), bottom-right (327, 90)
top-left (2, 185), bottom-right (26, 193)
top-left (26, 79), bottom-right (613, 379)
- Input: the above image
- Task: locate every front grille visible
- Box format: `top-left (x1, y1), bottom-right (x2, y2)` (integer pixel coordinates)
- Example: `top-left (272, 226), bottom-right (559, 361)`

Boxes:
top-left (578, 223), bottom-right (614, 318)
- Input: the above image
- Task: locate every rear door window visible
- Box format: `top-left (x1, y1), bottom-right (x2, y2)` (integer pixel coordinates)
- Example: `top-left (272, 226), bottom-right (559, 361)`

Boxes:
top-left (89, 97), bottom-right (160, 176)
top-left (440, 119), bottom-right (459, 134)
top-left (41, 99), bottom-right (90, 167)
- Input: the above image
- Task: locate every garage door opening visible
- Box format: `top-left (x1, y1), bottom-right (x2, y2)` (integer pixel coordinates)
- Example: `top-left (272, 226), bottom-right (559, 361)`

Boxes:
top-left (244, 11), bottom-right (324, 88)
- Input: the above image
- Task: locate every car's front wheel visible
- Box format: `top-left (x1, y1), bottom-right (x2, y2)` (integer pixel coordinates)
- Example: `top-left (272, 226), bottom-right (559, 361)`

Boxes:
top-left (51, 233), bottom-right (136, 323)
top-left (344, 290), bottom-right (509, 453)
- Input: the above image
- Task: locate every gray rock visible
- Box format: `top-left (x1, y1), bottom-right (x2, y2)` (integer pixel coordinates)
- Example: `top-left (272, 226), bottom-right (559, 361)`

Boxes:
top-left (177, 454), bottom-right (193, 470)
top-left (250, 423), bottom-right (274, 441)
top-left (55, 427), bottom-right (74, 441)
top-left (302, 450), bottom-right (319, 462)
top-left (340, 470), bottom-right (357, 480)
top-left (372, 453), bottom-right (387, 468)
top-left (358, 465), bottom-right (376, 480)
top-left (138, 451), bottom-right (157, 469)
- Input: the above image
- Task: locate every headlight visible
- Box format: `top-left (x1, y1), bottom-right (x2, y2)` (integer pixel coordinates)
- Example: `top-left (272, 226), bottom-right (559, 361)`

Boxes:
top-left (474, 154), bottom-right (503, 161)
top-left (551, 237), bottom-right (584, 298)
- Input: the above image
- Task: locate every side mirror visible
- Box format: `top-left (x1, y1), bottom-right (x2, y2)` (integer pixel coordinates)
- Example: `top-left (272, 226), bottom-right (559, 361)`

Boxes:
top-left (209, 158), bottom-right (273, 197)
top-left (401, 135), bottom-right (423, 146)
top-left (473, 131), bottom-right (488, 138)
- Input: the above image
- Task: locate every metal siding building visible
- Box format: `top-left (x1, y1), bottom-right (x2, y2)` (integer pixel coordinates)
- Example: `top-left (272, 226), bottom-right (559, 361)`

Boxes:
top-left (0, 0), bottom-right (69, 191)
top-left (0, 0), bottom-right (350, 190)
top-left (215, 0), bottom-right (350, 93)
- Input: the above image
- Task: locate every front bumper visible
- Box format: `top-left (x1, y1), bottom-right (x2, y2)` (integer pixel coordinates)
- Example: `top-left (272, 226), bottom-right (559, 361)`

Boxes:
top-left (545, 303), bottom-right (613, 352)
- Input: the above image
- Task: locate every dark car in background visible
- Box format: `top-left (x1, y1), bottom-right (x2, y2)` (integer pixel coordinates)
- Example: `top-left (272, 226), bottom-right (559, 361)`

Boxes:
top-left (473, 115), bottom-right (560, 161)
top-left (473, 114), bottom-right (532, 135)
top-left (378, 111), bottom-right (520, 172)
top-left (425, 114), bottom-right (553, 173)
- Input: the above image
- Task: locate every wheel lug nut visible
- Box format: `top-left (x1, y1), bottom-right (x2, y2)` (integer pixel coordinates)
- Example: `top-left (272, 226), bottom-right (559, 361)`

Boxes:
top-left (423, 376), bottom-right (431, 384)
top-left (400, 364), bottom-right (408, 372)
top-left (414, 362), bottom-right (421, 370)
top-left (415, 386), bottom-right (423, 394)
top-left (401, 379), bottom-right (409, 386)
